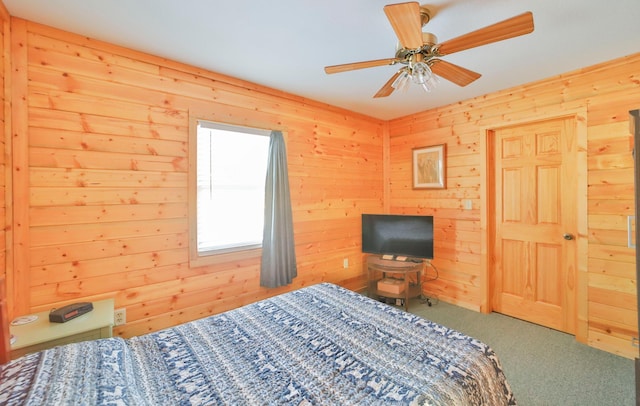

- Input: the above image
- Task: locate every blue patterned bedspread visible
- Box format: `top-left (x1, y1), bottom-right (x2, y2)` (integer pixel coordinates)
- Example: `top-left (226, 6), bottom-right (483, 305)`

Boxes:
top-left (0, 283), bottom-right (516, 405)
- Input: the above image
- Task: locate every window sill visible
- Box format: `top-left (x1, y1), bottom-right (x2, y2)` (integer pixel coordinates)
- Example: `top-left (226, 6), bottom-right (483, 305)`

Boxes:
top-left (189, 247), bottom-right (262, 268)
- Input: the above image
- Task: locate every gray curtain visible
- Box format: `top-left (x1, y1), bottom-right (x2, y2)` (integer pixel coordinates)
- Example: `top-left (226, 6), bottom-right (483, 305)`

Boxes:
top-left (260, 130), bottom-right (297, 287)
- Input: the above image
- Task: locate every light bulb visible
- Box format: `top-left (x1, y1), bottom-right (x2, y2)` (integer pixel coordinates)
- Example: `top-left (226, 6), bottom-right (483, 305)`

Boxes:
top-left (392, 69), bottom-right (411, 92)
top-left (426, 74), bottom-right (439, 88)
top-left (411, 62), bottom-right (432, 85)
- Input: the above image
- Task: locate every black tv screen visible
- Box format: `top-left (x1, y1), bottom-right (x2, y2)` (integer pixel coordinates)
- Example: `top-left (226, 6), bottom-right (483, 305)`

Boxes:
top-left (362, 214), bottom-right (434, 259)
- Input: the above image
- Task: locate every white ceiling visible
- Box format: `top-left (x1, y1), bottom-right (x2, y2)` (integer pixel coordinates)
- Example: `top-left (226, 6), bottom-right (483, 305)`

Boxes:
top-left (4, 0), bottom-right (640, 120)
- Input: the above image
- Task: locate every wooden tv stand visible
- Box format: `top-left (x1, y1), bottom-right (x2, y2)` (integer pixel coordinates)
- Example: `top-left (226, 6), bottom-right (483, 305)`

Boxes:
top-left (366, 255), bottom-right (423, 311)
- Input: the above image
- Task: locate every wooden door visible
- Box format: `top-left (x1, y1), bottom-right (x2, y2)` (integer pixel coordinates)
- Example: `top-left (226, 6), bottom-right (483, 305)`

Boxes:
top-left (493, 117), bottom-right (577, 334)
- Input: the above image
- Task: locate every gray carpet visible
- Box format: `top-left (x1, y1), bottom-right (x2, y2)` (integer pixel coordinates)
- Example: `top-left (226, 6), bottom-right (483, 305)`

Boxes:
top-left (406, 298), bottom-right (635, 405)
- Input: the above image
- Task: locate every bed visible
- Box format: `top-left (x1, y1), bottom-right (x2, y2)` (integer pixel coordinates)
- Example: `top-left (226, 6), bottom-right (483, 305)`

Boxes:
top-left (0, 283), bottom-right (516, 405)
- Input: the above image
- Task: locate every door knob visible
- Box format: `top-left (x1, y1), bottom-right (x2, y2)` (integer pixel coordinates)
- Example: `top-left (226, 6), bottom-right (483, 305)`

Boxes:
top-left (563, 233), bottom-right (574, 240)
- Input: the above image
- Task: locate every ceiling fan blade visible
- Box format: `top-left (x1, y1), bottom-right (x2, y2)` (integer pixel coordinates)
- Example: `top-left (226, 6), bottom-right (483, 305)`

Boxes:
top-left (384, 2), bottom-right (423, 49)
top-left (430, 59), bottom-right (481, 87)
top-left (324, 58), bottom-right (397, 74)
top-left (374, 70), bottom-right (403, 98)
top-left (437, 11), bottom-right (534, 56)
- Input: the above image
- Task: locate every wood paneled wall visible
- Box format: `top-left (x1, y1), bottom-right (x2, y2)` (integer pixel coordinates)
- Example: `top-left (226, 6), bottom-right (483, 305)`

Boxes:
top-left (0, 3), bottom-right (8, 329)
top-left (387, 53), bottom-right (640, 358)
top-left (7, 18), bottom-right (384, 337)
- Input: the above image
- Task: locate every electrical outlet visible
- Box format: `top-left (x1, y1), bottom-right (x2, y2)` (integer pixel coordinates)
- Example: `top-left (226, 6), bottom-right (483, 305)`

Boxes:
top-left (114, 308), bottom-right (126, 326)
top-left (343, 258), bottom-right (349, 268)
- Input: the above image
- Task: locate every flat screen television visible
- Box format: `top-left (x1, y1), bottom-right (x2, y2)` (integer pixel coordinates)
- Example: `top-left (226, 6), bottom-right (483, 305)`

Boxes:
top-left (362, 214), bottom-right (434, 260)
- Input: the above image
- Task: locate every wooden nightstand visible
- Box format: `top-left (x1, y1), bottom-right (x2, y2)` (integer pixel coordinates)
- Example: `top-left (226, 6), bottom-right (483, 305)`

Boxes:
top-left (10, 298), bottom-right (114, 359)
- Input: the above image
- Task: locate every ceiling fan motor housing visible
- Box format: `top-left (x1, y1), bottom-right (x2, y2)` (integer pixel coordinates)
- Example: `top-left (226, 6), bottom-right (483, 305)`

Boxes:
top-left (422, 32), bottom-right (437, 46)
top-left (395, 31), bottom-right (439, 65)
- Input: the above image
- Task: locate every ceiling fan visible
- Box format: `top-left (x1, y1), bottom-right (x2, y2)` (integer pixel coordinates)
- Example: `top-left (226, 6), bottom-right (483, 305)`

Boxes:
top-left (324, 2), bottom-right (534, 98)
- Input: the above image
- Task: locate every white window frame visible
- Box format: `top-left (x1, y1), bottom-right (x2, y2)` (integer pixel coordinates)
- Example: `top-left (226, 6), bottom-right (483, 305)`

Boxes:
top-left (188, 116), bottom-right (270, 267)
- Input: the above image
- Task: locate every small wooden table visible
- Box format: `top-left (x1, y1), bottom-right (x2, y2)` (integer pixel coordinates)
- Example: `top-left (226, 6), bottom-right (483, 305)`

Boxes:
top-left (10, 298), bottom-right (114, 359)
top-left (367, 255), bottom-right (423, 311)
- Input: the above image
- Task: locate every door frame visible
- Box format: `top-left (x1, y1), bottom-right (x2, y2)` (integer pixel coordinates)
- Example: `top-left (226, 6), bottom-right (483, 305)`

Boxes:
top-left (478, 107), bottom-right (588, 343)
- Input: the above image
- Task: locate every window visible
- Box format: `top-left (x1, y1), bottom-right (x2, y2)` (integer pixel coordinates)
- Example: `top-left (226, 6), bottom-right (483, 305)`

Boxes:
top-left (195, 120), bottom-right (270, 257)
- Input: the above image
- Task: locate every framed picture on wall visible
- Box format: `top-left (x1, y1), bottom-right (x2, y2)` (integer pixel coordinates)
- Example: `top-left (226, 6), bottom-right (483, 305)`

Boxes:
top-left (412, 144), bottom-right (446, 189)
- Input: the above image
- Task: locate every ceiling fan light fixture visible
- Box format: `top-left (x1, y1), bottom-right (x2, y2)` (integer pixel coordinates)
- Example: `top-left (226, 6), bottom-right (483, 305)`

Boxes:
top-left (410, 60), bottom-right (437, 93)
top-left (420, 77), bottom-right (437, 93)
top-left (425, 70), bottom-right (439, 91)
top-left (411, 61), bottom-right (432, 85)
top-left (391, 68), bottom-right (411, 92)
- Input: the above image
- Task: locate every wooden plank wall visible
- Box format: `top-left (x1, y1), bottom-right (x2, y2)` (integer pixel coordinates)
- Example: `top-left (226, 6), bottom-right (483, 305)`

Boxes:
top-left (387, 53), bottom-right (640, 358)
top-left (0, 3), bottom-right (8, 324)
top-left (7, 18), bottom-right (384, 337)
